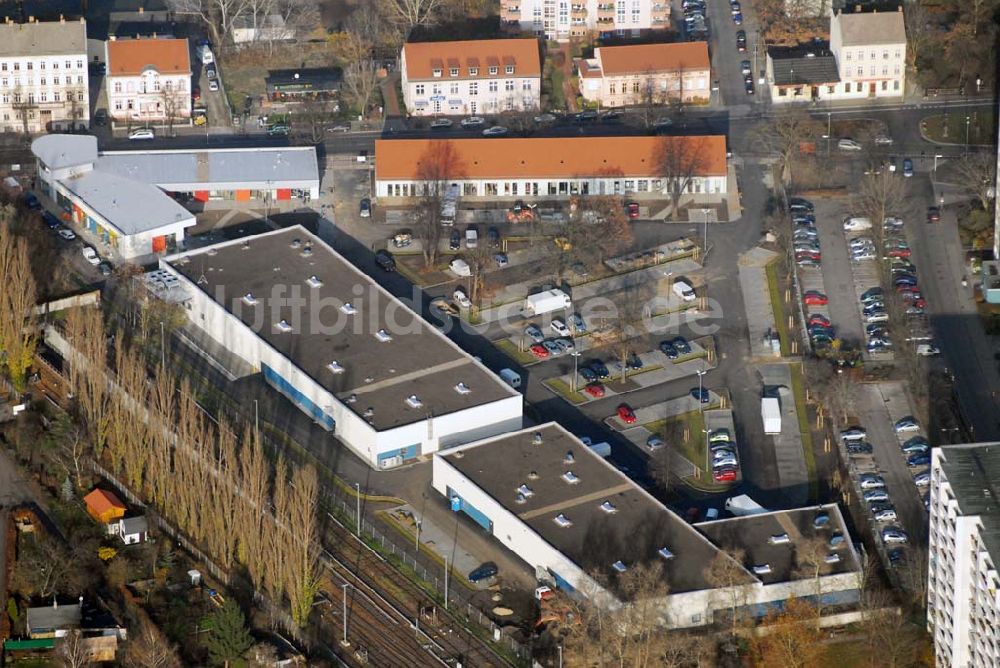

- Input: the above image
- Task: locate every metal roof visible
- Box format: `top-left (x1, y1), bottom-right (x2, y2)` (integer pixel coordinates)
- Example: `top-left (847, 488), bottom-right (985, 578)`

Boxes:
top-left (936, 443), bottom-right (1000, 561)
top-left (31, 134), bottom-right (97, 171)
top-left (769, 47), bottom-right (840, 86)
top-left (62, 169), bottom-right (194, 236)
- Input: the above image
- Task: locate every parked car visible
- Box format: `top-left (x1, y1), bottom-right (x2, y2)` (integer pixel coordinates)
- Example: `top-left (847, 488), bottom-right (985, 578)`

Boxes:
top-left (461, 117), bottom-right (485, 128)
top-left (128, 128), bottom-right (155, 141)
top-left (881, 528), bottom-right (909, 544)
top-left (907, 453), bottom-right (931, 468)
top-left (81, 245), bottom-right (101, 265)
top-left (927, 206), bottom-right (941, 223)
top-left (863, 489), bottom-right (890, 503)
top-left (550, 318), bottom-right (570, 337)
top-left (902, 158), bottom-right (914, 177)
top-left (914, 472), bottom-right (932, 486)
top-left (589, 359), bottom-right (609, 379)
top-left (452, 288), bottom-right (471, 309)
top-left (482, 126), bottom-right (508, 137)
top-left (874, 508), bottom-right (898, 522)
top-left (843, 216), bottom-right (872, 231)
top-left (894, 416), bottom-right (920, 433)
top-left (672, 337), bottom-right (692, 354)
top-left (860, 287), bottom-right (884, 304)
top-left (789, 197), bottom-right (814, 213)
top-left (847, 442), bottom-right (873, 455)
top-left (42, 212), bottom-right (61, 230)
top-left (916, 344), bottom-right (940, 356)
top-left (359, 197), bottom-right (371, 218)
top-left (690, 387), bottom-right (710, 403)
top-left (524, 324), bottom-right (544, 343)
top-left (659, 341), bottom-right (679, 359)
top-left (840, 427), bottom-right (867, 442)
top-left (584, 383), bottom-right (605, 398)
top-left (494, 253), bottom-right (509, 268)
top-left (468, 561), bottom-right (498, 583)
top-left (529, 343), bottom-right (549, 359)
top-left (713, 467), bottom-right (738, 482)
top-left (713, 456), bottom-right (738, 469)
top-left (449, 229), bottom-right (461, 251)
top-left (803, 290), bottom-right (828, 305)
top-left (430, 118), bottom-right (453, 129)
top-left (374, 250), bottom-right (396, 272)
top-left (553, 338), bottom-right (574, 354)
top-left (570, 313), bottom-right (587, 333)
top-left (617, 403), bottom-right (637, 424)
top-left (710, 429), bottom-right (732, 444)
top-left (57, 227), bottom-right (77, 241)
top-left (808, 314), bottom-right (831, 327)
top-left (859, 475), bottom-right (885, 490)
top-left (838, 138), bottom-right (862, 151)
top-left (646, 435), bottom-right (665, 451)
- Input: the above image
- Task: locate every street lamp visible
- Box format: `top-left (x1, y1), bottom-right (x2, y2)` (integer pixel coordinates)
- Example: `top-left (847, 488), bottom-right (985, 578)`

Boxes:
top-left (965, 115), bottom-right (971, 154)
top-left (826, 112), bottom-right (832, 157)
top-left (341, 583), bottom-right (351, 646)
top-left (695, 367), bottom-right (707, 414)
top-left (355, 482), bottom-right (361, 537)
top-left (570, 347), bottom-right (581, 393)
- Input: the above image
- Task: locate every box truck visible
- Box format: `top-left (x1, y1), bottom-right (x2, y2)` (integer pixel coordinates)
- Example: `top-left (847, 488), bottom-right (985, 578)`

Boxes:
top-left (762, 397), bottom-right (781, 434)
top-left (523, 289), bottom-right (572, 316)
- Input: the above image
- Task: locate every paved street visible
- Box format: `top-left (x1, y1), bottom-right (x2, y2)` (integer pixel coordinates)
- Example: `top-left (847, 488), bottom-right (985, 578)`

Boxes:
top-left (758, 364), bottom-right (809, 505)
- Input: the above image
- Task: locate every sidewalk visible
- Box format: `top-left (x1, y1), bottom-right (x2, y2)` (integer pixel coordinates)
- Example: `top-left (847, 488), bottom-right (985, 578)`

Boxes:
top-left (738, 246), bottom-right (781, 359)
top-left (758, 364), bottom-right (809, 506)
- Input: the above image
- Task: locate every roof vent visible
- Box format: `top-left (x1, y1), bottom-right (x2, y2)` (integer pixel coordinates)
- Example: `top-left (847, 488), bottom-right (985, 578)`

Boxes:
top-left (406, 395), bottom-right (423, 408)
top-left (301, 246), bottom-right (313, 258)
top-left (375, 329), bottom-right (393, 342)
top-left (611, 560), bottom-right (627, 573)
top-left (562, 471), bottom-right (579, 484)
top-left (291, 238), bottom-right (302, 249)
top-left (275, 320), bottom-right (293, 333)
top-left (532, 432), bottom-right (543, 445)
top-left (242, 293), bottom-right (258, 306)
top-left (306, 275), bottom-right (323, 288)
top-left (658, 547), bottom-right (675, 560)
top-left (327, 361), bottom-right (345, 374)
top-left (454, 382), bottom-right (471, 395)
top-left (527, 470), bottom-right (539, 480)
top-left (554, 514), bottom-right (573, 528)
top-left (340, 302), bottom-right (357, 315)
top-left (242, 239), bottom-right (251, 250)
top-left (363, 407), bottom-right (374, 419)
top-left (599, 501), bottom-right (617, 514)
top-left (347, 393), bottom-right (357, 404)
top-left (564, 451), bottom-right (575, 464)
top-left (207, 248), bottom-right (218, 256)
top-left (516, 484), bottom-right (533, 498)
top-left (516, 493), bottom-right (527, 504)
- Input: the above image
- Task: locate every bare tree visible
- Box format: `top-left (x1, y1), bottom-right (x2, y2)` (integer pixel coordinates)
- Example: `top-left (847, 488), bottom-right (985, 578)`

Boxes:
top-left (123, 618), bottom-right (182, 668)
top-left (751, 109), bottom-right (822, 185)
top-left (167, 0), bottom-right (252, 46)
top-left (414, 140), bottom-right (465, 268)
top-left (159, 84), bottom-right (186, 137)
top-left (378, 0), bottom-right (444, 36)
top-left (607, 272), bottom-right (654, 383)
top-left (56, 630), bottom-right (93, 668)
top-left (953, 152), bottom-right (997, 211)
top-left (903, 2), bottom-right (933, 72)
top-left (854, 165), bottom-right (909, 285)
top-left (0, 211), bottom-right (38, 390)
top-left (793, 536), bottom-right (831, 623)
top-left (43, 410), bottom-right (89, 489)
top-left (703, 548), bottom-right (755, 635)
top-left (655, 136), bottom-right (710, 221)
top-left (342, 59), bottom-right (380, 118)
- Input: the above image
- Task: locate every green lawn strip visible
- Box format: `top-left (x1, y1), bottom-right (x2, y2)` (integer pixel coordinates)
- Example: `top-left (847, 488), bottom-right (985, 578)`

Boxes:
top-left (765, 261), bottom-right (791, 356)
top-left (673, 350), bottom-right (709, 365)
top-left (543, 378), bottom-right (588, 405)
top-left (921, 111), bottom-right (995, 145)
top-left (789, 362), bottom-right (819, 501)
top-left (644, 410), bottom-right (706, 474)
top-left (494, 338), bottom-right (538, 366)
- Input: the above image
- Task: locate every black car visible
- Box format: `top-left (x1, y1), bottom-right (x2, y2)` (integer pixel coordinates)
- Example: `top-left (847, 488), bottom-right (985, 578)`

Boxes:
top-left (745, 80), bottom-right (755, 95)
top-left (468, 561), bottom-right (498, 583)
top-left (22, 192), bottom-right (41, 211)
top-left (578, 366), bottom-right (597, 383)
top-left (789, 197), bottom-right (814, 213)
top-left (487, 226), bottom-right (501, 248)
top-left (206, 66), bottom-right (217, 80)
top-left (847, 442), bottom-right (873, 455)
top-left (736, 30), bottom-right (747, 51)
top-left (449, 229), bottom-right (461, 251)
top-left (42, 211), bottom-right (61, 229)
top-left (374, 250), bottom-right (396, 272)
top-left (93, 109), bottom-right (108, 126)
top-left (672, 337), bottom-right (692, 355)
top-left (626, 353), bottom-right (643, 370)
top-left (659, 341), bottom-right (679, 359)
top-left (588, 359), bottom-right (610, 379)
top-left (97, 261), bottom-right (113, 277)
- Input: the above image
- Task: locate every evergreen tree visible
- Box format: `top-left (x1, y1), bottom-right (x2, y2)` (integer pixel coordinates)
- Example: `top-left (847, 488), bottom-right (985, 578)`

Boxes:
top-left (203, 600), bottom-right (253, 668)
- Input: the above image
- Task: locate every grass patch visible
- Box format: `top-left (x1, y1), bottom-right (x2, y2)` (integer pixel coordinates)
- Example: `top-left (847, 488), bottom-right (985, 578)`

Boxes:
top-left (543, 378), bottom-right (588, 404)
top-left (220, 43), bottom-right (340, 113)
top-left (494, 338), bottom-right (538, 366)
top-left (921, 110), bottom-right (995, 145)
top-left (645, 409), bottom-right (734, 490)
top-left (673, 350), bottom-right (709, 364)
top-left (789, 362), bottom-right (819, 501)
top-left (765, 261), bottom-right (791, 355)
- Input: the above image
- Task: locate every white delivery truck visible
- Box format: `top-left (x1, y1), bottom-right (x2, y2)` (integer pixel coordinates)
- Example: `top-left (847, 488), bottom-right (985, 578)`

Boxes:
top-left (672, 279), bottom-right (696, 302)
top-left (197, 44), bottom-right (214, 64)
top-left (762, 397), bottom-right (781, 434)
top-left (523, 289), bottom-right (572, 316)
top-left (440, 184), bottom-right (460, 226)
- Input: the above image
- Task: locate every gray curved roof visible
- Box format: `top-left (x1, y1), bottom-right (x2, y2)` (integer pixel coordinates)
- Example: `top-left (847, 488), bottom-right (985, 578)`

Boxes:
top-left (31, 134), bottom-right (98, 171)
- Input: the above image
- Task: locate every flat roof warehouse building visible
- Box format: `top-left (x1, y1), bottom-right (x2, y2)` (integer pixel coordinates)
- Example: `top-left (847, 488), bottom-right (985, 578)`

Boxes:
top-left (434, 423), bottom-right (863, 627)
top-left (158, 226), bottom-right (523, 469)
top-left (31, 134), bottom-right (320, 260)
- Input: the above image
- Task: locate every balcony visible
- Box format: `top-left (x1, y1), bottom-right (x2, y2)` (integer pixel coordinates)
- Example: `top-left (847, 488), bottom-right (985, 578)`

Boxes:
top-left (597, 5), bottom-right (615, 18)
top-left (571, 6), bottom-right (587, 18)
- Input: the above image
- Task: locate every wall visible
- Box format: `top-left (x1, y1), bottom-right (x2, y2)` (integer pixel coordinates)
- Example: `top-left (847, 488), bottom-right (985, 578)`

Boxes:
top-left (376, 174), bottom-right (727, 199)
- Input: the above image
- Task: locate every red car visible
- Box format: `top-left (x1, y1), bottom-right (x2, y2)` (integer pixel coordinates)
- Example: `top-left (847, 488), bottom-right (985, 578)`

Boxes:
top-left (625, 201), bottom-right (640, 219)
top-left (808, 314), bottom-right (831, 327)
top-left (584, 383), bottom-right (605, 398)
top-left (714, 468), bottom-right (738, 482)
top-left (896, 285), bottom-right (921, 295)
top-left (803, 291), bottom-right (828, 306)
top-left (617, 403), bottom-right (637, 424)
top-left (192, 86), bottom-right (201, 101)
top-left (529, 344), bottom-right (549, 358)
top-left (886, 248), bottom-right (912, 259)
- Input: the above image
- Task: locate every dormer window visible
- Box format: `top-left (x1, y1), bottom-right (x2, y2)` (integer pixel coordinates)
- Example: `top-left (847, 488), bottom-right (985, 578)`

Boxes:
top-left (554, 514), bottom-right (573, 528)
top-left (340, 302), bottom-right (357, 315)
top-left (449, 67), bottom-right (459, 77)
top-left (375, 329), bottom-right (393, 342)
top-left (275, 320), bottom-right (293, 333)
top-left (405, 394), bottom-right (423, 408)
top-left (242, 293), bottom-right (258, 306)
top-left (327, 361), bottom-right (345, 374)
top-left (306, 275), bottom-right (323, 288)
top-left (432, 68), bottom-right (442, 77)
top-left (469, 67), bottom-right (478, 75)
top-left (488, 66), bottom-right (498, 75)
top-left (505, 65), bottom-right (514, 74)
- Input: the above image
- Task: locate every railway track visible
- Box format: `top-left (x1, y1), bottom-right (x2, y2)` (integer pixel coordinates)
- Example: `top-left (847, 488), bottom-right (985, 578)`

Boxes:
top-left (321, 512), bottom-right (515, 668)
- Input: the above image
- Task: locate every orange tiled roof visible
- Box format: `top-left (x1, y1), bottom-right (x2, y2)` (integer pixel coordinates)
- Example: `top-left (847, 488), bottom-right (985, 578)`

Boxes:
top-left (595, 42), bottom-right (711, 76)
top-left (403, 39), bottom-right (541, 81)
top-left (374, 136), bottom-right (727, 180)
top-left (107, 38), bottom-right (191, 76)
top-left (83, 489), bottom-right (126, 515)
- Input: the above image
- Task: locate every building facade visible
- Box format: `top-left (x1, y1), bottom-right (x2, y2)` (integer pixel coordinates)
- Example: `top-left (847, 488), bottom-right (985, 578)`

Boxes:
top-left (576, 42), bottom-right (710, 107)
top-left (374, 136), bottom-right (727, 201)
top-left (501, 0), bottom-right (669, 41)
top-left (105, 37), bottom-right (191, 123)
top-left (400, 39), bottom-right (541, 117)
top-left (766, 46), bottom-right (841, 104)
top-left (829, 8), bottom-right (906, 99)
top-left (928, 443), bottom-right (1000, 668)
top-left (0, 17), bottom-right (89, 133)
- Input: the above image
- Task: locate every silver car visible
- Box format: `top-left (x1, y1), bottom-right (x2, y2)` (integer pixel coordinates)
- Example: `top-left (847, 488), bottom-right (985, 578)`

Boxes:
top-left (873, 508), bottom-right (897, 522)
top-left (524, 324), bottom-right (544, 343)
top-left (864, 489), bottom-right (890, 503)
top-left (859, 476), bottom-right (885, 490)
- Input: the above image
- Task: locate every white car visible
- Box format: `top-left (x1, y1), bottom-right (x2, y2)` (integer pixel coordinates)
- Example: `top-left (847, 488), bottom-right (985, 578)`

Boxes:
top-left (916, 344), bottom-right (940, 356)
top-left (843, 216), bottom-right (873, 231)
top-left (461, 117), bottom-right (485, 128)
top-left (81, 246), bottom-right (101, 265)
top-left (914, 472), bottom-right (931, 487)
top-left (550, 318), bottom-right (570, 337)
top-left (874, 134), bottom-right (893, 145)
top-left (57, 228), bottom-right (77, 241)
top-left (859, 476), bottom-right (885, 490)
top-left (453, 288), bottom-right (471, 309)
top-left (881, 528), bottom-right (909, 544)
top-left (873, 508), bottom-right (897, 522)
top-left (208, 79), bottom-right (219, 92)
top-left (672, 279), bottom-right (696, 301)
top-left (838, 138), bottom-right (862, 151)
top-left (448, 258), bottom-right (471, 277)
top-left (646, 435), bottom-right (665, 451)
top-left (128, 128), bottom-right (155, 141)
top-left (430, 118), bottom-right (453, 129)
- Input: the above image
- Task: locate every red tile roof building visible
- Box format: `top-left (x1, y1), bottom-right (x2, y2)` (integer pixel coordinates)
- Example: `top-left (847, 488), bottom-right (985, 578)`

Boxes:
top-left (400, 39), bottom-right (541, 116)
top-left (105, 37), bottom-right (192, 123)
top-left (576, 42), bottom-right (711, 107)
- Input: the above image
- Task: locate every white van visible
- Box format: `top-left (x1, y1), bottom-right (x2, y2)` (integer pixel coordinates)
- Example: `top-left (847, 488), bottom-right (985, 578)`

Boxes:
top-left (843, 216), bottom-right (872, 231)
top-left (499, 368), bottom-right (521, 389)
top-left (198, 44), bottom-right (214, 64)
top-left (449, 258), bottom-right (471, 277)
top-left (672, 279), bottom-right (696, 302)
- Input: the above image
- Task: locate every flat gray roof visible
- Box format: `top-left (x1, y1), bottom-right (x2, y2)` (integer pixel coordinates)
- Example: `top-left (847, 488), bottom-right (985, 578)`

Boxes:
top-left (937, 443), bottom-right (1000, 559)
top-left (442, 423), bottom-right (731, 595)
top-left (0, 19), bottom-right (86, 57)
top-left (31, 134), bottom-right (97, 170)
top-left (166, 227), bottom-right (518, 430)
top-left (62, 169), bottom-right (194, 236)
top-left (696, 504), bottom-right (860, 584)
top-left (98, 146), bottom-right (319, 191)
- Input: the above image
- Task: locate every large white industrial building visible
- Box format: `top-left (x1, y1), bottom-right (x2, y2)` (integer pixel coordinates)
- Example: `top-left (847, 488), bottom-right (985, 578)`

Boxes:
top-left (433, 423), bottom-right (863, 626)
top-left (928, 443), bottom-right (1000, 668)
top-left (158, 226), bottom-right (524, 469)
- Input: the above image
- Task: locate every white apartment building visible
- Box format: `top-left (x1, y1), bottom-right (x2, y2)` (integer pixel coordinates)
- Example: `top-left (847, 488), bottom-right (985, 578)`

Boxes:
top-left (575, 42), bottom-right (711, 107)
top-left (928, 443), bottom-right (1000, 668)
top-left (400, 39), bottom-right (541, 117)
top-left (105, 37), bottom-right (191, 124)
top-left (501, 0), bottom-right (669, 41)
top-left (829, 8), bottom-right (906, 99)
top-left (0, 17), bottom-right (89, 134)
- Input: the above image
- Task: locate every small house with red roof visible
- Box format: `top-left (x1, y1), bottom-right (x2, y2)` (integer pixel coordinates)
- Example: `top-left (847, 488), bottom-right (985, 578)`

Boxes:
top-left (83, 489), bottom-right (126, 525)
top-left (104, 37), bottom-right (192, 123)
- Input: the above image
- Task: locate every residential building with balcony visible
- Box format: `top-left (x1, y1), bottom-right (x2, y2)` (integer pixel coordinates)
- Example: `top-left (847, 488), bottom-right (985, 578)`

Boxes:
top-left (829, 8), bottom-right (906, 99)
top-left (400, 39), bottom-right (541, 117)
top-left (0, 17), bottom-right (89, 134)
top-left (501, 0), bottom-right (669, 42)
top-left (575, 42), bottom-right (710, 107)
top-left (928, 443), bottom-right (1000, 668)
top-left (105, 36), bottom-right (191, 124)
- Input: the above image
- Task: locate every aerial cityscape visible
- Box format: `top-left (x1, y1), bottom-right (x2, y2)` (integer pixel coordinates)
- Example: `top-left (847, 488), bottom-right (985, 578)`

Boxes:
top-left (0, 0), bottom-right (993, 665)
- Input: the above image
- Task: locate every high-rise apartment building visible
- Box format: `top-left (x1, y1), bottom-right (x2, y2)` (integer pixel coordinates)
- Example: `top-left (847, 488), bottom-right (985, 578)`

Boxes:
top-left (500, 0), bottom-right (669, 42)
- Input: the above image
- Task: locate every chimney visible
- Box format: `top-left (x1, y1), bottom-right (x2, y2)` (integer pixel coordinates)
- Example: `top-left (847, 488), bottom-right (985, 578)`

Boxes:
top-left (139, 6), bottom-right (144, 13)
top-left (78, 596), bottom-right (83, 606)
top-left (53, 598), bottom-right (58, 609)
top-left (28, 15), bottom-right (34, 23)
top-left (854, 4), bottom-right (860, 11)
top-left (59, 14), bottom-right (64, 23)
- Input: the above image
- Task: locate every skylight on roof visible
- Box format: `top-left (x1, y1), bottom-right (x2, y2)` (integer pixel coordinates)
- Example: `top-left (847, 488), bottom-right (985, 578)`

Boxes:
top-left (599, 501), bottom-right (617, 514)
top-left (275, 320), bottom-right (292, 333)
top-left (340, 302), bottom-right (357, 315)
top-left (554, 514), bottom-right (573, 528)
top-left (611, 561), bottom-right (627, 573)
top-left (306, 275), bottom-right (323, 288)
top-left (562, 471), bottom-right (579, 484)
top-left (375, 329), bottom-right (393, 342)
top-left (327, 361), bottom-right (344, 374)
top-left (516, 484), bottom-right (533, 498)
top-left (658, 547), bottom-right (674, 560)
top-left (405, 395), bottom-right (423, 408)
top-left (454, 382), bottom-right (471, 395)
top-left (242, 293), bottom-right (258, 306)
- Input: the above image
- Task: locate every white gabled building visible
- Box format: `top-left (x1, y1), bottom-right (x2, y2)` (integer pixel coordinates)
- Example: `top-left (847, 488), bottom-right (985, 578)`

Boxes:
top-left (829, 8), bottom-right (906, 100)
top-left (105, 36), bottom-right (191, 124)
top-left (928, 443), bottom-right (1000, 668)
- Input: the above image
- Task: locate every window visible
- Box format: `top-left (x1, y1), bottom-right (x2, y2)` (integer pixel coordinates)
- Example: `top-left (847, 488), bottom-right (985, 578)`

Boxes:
top-left (154, 79), bottom-right (161, 91)
top-left (39, 92), bottom-right (46, 102)
top-left (505, 80), bottom-right (514, 91)
top-left (0, 63), bottom-right (5, 71)
top-left (39, 77), bottom-right (45, 85)
top-left (77, 75), bottom-right (83, 84)
top-left (450, 83), bottom-right (459, 94)
top-left (469, 82), bottom-right (478, 95)
top-left (505, 65), bottom-right (514, 74)
top-left (883, 50), bottom-right (889, 59)
top-left (870, 51), bottom-right (876, 60)
top-left (1, 114), bottom-right (6, 121)
top-left (53, 91), bottom-right (59, 101)
top-left (882, 66), bottom-right (888, 75)
top-left (522, 80), bottom-right (532, 91)
top-left (489, 66), bottom-right (498, 75)
top-left (432, 84), bottom-right (442, 95)
top-left (449, 67), bottom-right (458, 76)
top-left (894, 80), bottom-right (899, 91)
top-left (114, 100), bottom-right (122, 110)
top-left (489, 80), bottom-right (498, 92)
top-left (827, 85), bottom-right (835, 94)
top-left (39, 61), bottom-right (44, 70)
top-left (469, 67), bottom-right (478, 75)
top-left (637, 180), bottom-right (648, 192)
top-left (52, 61), bottom-right (58, 69)
top-left (77, 60), bottom-right (83, 68)
top-left (77, 91), bottom-right (83, 101)
top-left (12, 63), bottom-right (18, 70)
top-left (844, 83), bottom-right (851, 93)
top-left (415, 84), bottom-right (425, 95)
top-left (53, 76), bottom-right (59, 85)
top-left (856, 67), bottom-right (862, 77)
top-left (632, 81), bottom-right (639, 93)
top-left (0, 79), bottom-right (5, 87)
top-left (778, 87), bottom-right (787, 96)
top-left (609, 82), bottom-right (616, 94)
top-left (114, 81), bottom-right (122, 93)
top-left (894, 49), bottom-right (901, 58)
top-left (432, 68), bottom-right (442, 77)
top-left (1, 96), bottom-right (6, 104)
top-left (881, 81), bottom-right (888, 91)
top-left (64, 61), bottom-right (70, 69)
top-left (27, 93), bottom-right (34, 103)
top-left (894, 65), bottom-right (900, 75)
top-left (26, 62), bottom-right (32, 70)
